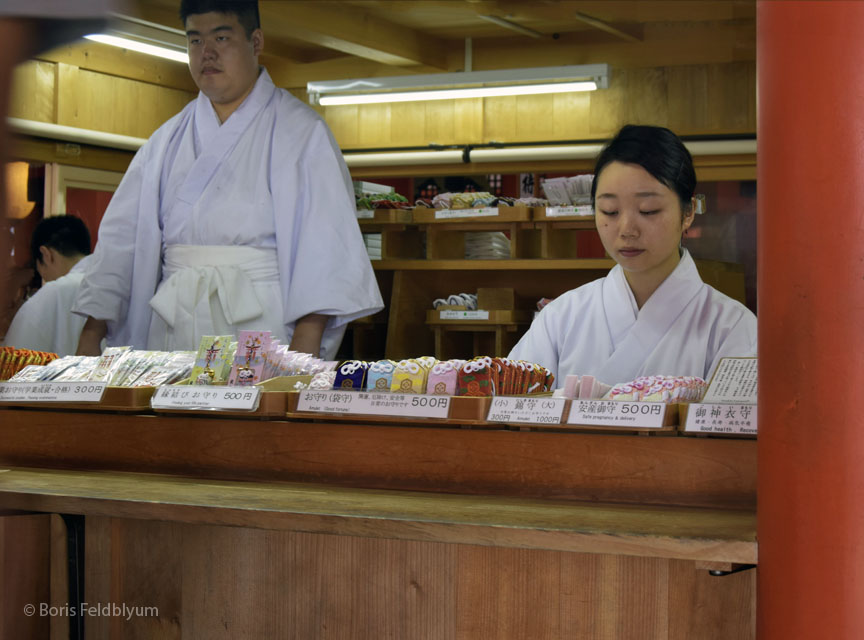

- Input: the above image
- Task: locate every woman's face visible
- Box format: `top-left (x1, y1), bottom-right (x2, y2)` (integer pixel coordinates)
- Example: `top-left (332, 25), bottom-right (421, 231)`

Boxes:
top-left (594, 161), bottom-right (694, 281)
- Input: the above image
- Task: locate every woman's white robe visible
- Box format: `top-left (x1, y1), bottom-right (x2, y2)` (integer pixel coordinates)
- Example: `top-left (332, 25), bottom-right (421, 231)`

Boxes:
top-left (508, 250), bottom-right (757, 387)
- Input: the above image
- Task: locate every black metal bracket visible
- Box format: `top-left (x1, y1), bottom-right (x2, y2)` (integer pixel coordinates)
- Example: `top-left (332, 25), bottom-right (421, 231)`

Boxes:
top-left (709, 563), bottom-right (756, 577)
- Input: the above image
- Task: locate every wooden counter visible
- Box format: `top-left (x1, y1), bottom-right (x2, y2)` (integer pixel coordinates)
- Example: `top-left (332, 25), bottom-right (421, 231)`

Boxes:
top-left (0, 408), bottom-right (756, 639)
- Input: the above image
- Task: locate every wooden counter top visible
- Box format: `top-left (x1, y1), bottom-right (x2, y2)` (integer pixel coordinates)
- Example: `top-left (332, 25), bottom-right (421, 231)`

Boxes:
top-left (0, 467), bottom-right (756, 564)
top-left (0, 408), bottom-right (757, 509)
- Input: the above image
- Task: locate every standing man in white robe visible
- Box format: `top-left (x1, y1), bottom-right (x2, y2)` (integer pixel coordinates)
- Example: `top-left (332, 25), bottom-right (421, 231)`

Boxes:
top-left (509, 125), bottom-right (757, 386)
top-left (73, 0), bottom-right (383, 358)
top-left (3, 215), bottom-right (92, 356)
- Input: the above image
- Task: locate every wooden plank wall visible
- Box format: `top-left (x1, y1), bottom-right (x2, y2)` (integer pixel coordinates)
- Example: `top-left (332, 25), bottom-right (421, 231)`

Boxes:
top-left (9, 54), bottom-right (755, 163)
top-left (319, 62), bottom-right (756, 149)
top-left (84, 516), bottom-right (756, 640)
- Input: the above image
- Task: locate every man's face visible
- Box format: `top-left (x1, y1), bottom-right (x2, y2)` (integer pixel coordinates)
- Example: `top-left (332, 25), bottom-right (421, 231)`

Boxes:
top-left (185, 11), bottom-right (262, 118)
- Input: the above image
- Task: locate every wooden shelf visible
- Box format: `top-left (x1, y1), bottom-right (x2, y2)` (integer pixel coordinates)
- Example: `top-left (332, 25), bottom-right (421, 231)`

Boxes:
top-left (373, 258), bottom-right (615, 271)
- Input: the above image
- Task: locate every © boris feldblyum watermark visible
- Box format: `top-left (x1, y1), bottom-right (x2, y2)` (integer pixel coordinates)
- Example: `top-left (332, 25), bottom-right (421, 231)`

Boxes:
top-left (23, 602), bottom-right (159, 621)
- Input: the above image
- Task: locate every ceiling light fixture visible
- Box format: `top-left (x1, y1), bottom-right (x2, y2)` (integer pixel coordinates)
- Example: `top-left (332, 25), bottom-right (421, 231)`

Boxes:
top-left (84, 34), bottom-right (189, 63)
top-left (308, 64), bottom-right (609, 106)
top-left (84, 14), bottom-right (189, 64)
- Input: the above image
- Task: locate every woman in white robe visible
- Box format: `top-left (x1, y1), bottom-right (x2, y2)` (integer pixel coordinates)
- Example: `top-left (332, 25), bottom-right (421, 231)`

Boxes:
top-left (509, 125), bottom-right (756, 386)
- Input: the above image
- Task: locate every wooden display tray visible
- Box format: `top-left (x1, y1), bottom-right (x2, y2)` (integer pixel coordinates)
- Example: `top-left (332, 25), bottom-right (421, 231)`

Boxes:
top-left (532, 205), bottom-right (595, 221)
top-left (0, 386), bottom-right (156, 413)
top-left (286, 392), bottom-right (494, 426)
top-left (426, 309), bottom-right (532, 325)
top-left (412, 204), bottom-right (531, 223)
top-left (357, 208), bottom-right (413, 224)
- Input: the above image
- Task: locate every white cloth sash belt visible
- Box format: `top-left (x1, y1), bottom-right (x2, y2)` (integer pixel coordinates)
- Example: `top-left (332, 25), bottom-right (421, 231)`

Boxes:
top-left (150, 245), bottom-right (279, 346)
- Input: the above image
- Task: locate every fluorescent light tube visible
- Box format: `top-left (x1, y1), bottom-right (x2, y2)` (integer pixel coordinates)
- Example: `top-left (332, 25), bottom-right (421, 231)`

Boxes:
top-left (318, 81), bottom-right (597, 106)
top-left (84, 34), bottom-right (189, 63)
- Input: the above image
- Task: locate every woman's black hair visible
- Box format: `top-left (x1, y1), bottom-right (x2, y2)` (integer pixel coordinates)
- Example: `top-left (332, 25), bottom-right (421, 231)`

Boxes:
top-left (180, 0), bottom-right (260, 38)
top-left (590, 124), bottom-right (696, 212)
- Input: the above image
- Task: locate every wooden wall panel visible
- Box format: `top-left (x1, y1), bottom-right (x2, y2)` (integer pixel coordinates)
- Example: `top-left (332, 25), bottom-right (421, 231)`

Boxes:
top-left (57, 67), bottom-right (193, 139)
top-left (84, 517), bottom-right (755, 640)
top-left (390, 102), bottom-right (427, 147)
top-left (9, 61), bottom-right (56, 123)
top-left (516, 94), bottom-right (556, 141)
top-left (551, 91), bottom-right (593, 140)
top-left (483, 95), bottom-right (518, 142)
top-left (326, 61), bottom-right (755, 150)
top-left (0, 514), bottom-right (51, 640)
top-left (424, 100), bottom-right (458, 145)
top-left (667, 65), bottom-right (710, 133)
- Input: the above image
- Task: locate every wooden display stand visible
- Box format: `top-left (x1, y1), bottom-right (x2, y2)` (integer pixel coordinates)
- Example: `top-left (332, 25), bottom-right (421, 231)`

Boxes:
top-left (425, 288), bottom-right (531, 359)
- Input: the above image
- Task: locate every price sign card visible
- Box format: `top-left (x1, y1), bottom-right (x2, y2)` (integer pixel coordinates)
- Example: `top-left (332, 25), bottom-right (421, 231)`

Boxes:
top-left (683, 403), bottom-right (757, 435)
top-left (297, 390), bottom-right (451, 419)
top-left (702, 357), bottom-right (757, 404)
top-left (435, 207), bottom-right (498, 220)
top-left (567, 400), bottom-right (668, 428)
top-left (0, 381), bottom-right (108, 403)
top-left (151, 385), bottom-right (261, 411)
top-left (355, 209), bottom-right (375, 219)
top-left (487, 396), bottom-right (565, 425)
top-left (438, 310), bottom-right (490, 320)
top-left (544, 205), bottom-right (593, 217)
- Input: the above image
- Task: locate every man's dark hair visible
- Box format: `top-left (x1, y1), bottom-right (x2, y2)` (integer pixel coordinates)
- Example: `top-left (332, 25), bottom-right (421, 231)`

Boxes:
top-left (31, 215), bottom-right (91, 265)
top-left (591, 124), bottom-right (696, 213)
top-left (180, 0), bottom-right (260, 38)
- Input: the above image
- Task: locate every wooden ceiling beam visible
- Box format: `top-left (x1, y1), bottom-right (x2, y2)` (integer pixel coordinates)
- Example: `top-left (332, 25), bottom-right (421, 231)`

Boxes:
top-left (260, 2), bottom-right (449, 69)
top-left (573, 12), bottom-right (641, 43)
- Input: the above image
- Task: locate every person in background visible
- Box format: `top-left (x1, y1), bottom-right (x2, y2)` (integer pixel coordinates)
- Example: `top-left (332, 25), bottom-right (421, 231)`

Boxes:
top-left (3, 215), bottom-right (92, 356)
top-left (508, 124), bottom-right (757, 386)
top-left (0, 1), bottom-right (115, 320)
top-left (74, 0), bottom-right (383, 358)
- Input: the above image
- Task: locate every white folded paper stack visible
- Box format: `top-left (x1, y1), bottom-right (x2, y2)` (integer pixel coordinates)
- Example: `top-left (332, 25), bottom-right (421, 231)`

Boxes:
top-left (541, 174), bottom-right (594, 206)
top-left (363, 233), bottom-right (382, 261)
top-left (464, 231), bottom-right (511, 259)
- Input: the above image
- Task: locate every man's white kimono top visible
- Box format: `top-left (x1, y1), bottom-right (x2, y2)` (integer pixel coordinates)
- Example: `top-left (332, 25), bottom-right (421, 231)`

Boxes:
top-left (509, 250), bottom-right (757, 387)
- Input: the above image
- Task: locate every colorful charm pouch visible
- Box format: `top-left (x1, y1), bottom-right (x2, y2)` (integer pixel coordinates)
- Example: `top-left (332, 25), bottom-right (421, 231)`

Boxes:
top-left (426, 360), bottom-right (460, 395)
top-left (366, 359), bottom-right (395, 392)
top-left (391, 359), bottom-right (426, 393)
top-left (333, 360), bottom-right (368, 389)
top-left (458, 357), bottom-right (493, 397)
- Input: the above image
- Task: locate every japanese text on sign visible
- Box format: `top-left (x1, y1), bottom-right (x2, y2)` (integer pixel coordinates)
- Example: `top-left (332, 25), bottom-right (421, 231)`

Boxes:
top-left (684, 403), bottom-right (757, 435)
top-left (297, 390), bottom-right (451, 419)
top-left (544, 205), bottom-right (593, 217)
top-left (150, 385), bottom-right (261, 411)
top-left (487, 396), bottom-right (565, 424)
top-left (567, 400), bottom-right (667, 428)
top-left (0, 381), bottom-right (107, 403)
top-left (438, 310), bottom-right (490, 320)
top-left (434, 207), bottom-right (498, 220)
top-left (702, 358), bottom-right (758, 404)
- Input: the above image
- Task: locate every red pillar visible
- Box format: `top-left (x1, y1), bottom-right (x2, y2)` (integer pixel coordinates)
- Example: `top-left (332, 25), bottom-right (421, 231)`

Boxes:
top-left (758, 2), bottom-right (864, 638)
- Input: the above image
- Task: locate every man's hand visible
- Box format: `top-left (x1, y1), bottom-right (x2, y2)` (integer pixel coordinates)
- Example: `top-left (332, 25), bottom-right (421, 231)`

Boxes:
top-left (76, 317), bottom-right (107, 356)
top-left (289, 313), bottom-right (329, 356)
